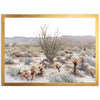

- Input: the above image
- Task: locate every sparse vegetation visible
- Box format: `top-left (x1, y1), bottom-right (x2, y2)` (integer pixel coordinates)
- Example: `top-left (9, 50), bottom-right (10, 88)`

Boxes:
top-left (85, 56), bottom-right (95, 67)
top-left (49, 73), bottom-right (77, 83)
top-left (5, 25), bottom-right (95, 83)
top-left (60, 52), bottom-right (65, 56)
top-left (5, 58), bottom-right (14, 64)
top-left (12, 42), bottom-right (17, 47)
top-left (19, 57), bottom-right (24, 62)
top-left (79, 56), bottom-right (85, 70)
top-left (25, 58), bottom-right (33, 65)
top-left (84, 63), bottom-right (95, 78)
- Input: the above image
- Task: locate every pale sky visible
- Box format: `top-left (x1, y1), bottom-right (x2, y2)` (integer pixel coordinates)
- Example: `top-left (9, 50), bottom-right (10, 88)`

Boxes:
top-left (5, 18), bottom-right (95, 37)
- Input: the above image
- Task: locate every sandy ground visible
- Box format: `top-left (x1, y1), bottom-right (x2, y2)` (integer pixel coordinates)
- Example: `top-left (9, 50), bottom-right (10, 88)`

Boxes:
top-left (5, 52), bottom-right (95, 83)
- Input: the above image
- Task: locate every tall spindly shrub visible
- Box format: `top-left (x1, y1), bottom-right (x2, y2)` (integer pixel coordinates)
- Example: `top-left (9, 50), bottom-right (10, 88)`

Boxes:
top-left (37, 24), bottom-right (64, 63)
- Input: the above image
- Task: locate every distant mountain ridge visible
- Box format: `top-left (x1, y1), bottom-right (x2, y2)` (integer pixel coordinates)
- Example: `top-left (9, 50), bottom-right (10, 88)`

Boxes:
top-left (5, 37), bottom-right (37, 45)
top-left (5, 35), bottom-right (95, 45)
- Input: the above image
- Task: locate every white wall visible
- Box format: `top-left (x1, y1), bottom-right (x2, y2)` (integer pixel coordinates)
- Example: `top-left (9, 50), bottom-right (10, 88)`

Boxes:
top-left (0, 0), bottom-right (100, 100)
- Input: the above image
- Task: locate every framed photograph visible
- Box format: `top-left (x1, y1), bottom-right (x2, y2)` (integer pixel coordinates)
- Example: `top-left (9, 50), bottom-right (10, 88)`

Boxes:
top-left (1, 14), bottom-right (99, 86)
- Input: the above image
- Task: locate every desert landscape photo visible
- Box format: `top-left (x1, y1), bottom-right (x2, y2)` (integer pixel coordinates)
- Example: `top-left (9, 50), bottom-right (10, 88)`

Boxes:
top-left (5, 18), bottom-right (96, 83)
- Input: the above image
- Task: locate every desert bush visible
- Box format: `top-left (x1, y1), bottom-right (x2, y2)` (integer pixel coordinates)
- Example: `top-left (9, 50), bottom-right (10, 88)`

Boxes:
top-left (56, 56), bottom-right (62, 61)
top-left (64, 48), bottom-right (73, 54)
top-left (65, 54), bottom-right (73, 60)
top-left (85, 56), bottom-right (95, 67)
top-left (5, 44), bottom-right (9, 48)
top-left (29, 63), bottom-right (41, 69)
top-left (31, 47), bottom-right (39, 52)
top-left (60, 46), bottom-right (66, 50)
top-left (23, 44), bottom-right (30, 48)
top-left (85, 49), bottom-right (90, 54)
top-left (80, 51), bottom-right (85, 56)
top-left (13, 50), bottom-right (33, 57)
top-left (49, 73), bottom-right (77, 83)
top-left (34, 47), bottom-right (43, 53)
top-left (5, 50), bottom-right (9, 54)
top-left (37, 24), bottom-right (64, 63)
top-left (65, 64), bottom-right (73, 69)
top-left (59, 59), bottom-right (66, 64)
top-left (75, 70), bottom-right (84, 77)
top-left (19, 45), bottom-right (27, 52)
top-left (71, 56), bottom-right (79, 75)
top-left (6, 67), bottom-right (19, 76)
top-left (13, 51), bottom-right (24, 57)
top-left (30, 68), bottom-right (36, 80)
top-left (66, 68), bottom-right (73, 74)
top-left (26, 50), bottom-right (33, 53)
top-left (60, 52), bottom-right (65, 56)
top-left (68, 51), bottom-right (73, 54)
top-left (35, 66), bottom-right (45, 77)
top-left (21, 70), bottom-right (30, 81)
top-left (18, 66), bottom-right (30, 72)
top-left (12, 42), bottom-right (17, 47)
top-left (72, 47), bottom-right (81, 53)
top-left (84, 63), bottom-right (95, 77)
top-left (30, 65), bottom-right (37, 69)
top-left (41, 61), bottom-right (49, 68)
top-left (25, 58), bottom-right (33, 65)
top-left (19, 57), bottom-right (24, 62)
top-left (5, 58), bottom-right (14, 64)
top-left (54, 62), bottom-right (62, 72)
top-left (56, 56), bottom-right (65, 64)
top-left (38, 67), bottom-right (45, 76)
top-left (33, 52), bottom-right (39, 57)
top-left (79, 56), bottom-right (85, 70)
top-left (24, 52), bottom-right (33, 57)
top-left (86, 49), bottom-right (95, 57)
